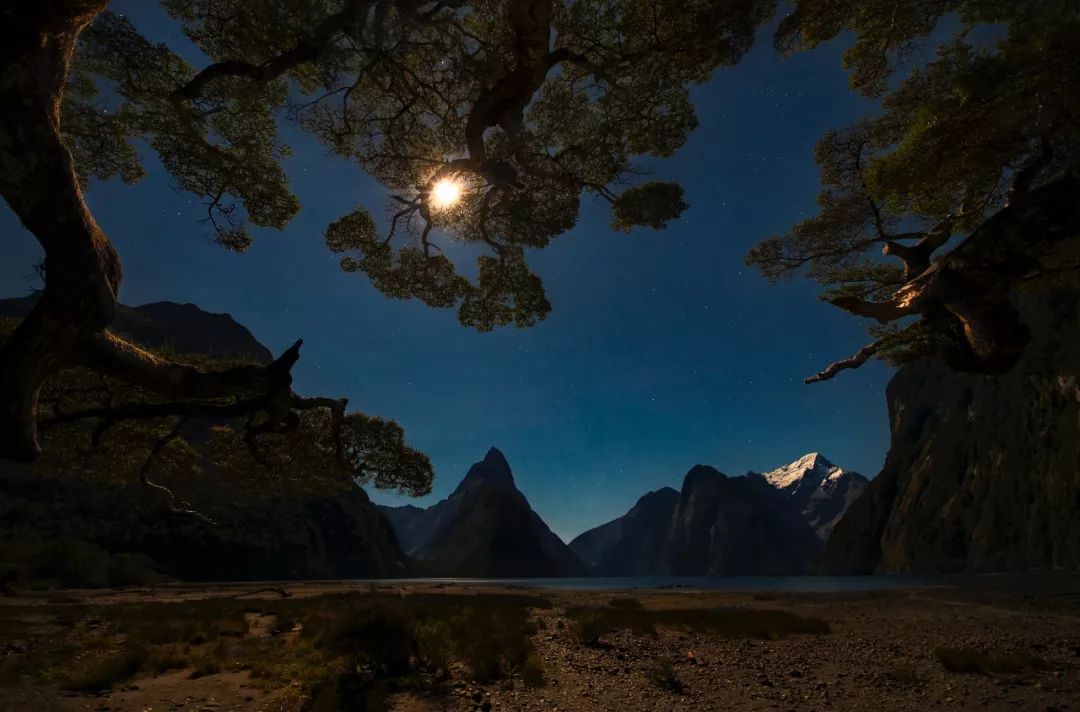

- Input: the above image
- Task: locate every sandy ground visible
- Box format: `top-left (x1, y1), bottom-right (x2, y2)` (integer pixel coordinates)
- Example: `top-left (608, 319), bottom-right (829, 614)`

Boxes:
top-left (1, 576), bottom-right (1078, 711)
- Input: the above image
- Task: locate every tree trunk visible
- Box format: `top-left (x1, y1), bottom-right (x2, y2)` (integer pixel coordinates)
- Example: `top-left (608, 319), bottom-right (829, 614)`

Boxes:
top-left (0, 1), bottom-right (117, 460)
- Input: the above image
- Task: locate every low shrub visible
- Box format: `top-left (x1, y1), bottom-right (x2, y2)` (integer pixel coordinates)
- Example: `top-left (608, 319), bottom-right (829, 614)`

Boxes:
top-left (935, 647), bottom-right (1053, 675)
top-left (648, 655), bottom-right (683, 692)
top-left (61, 643), bottom-right (147, 691)
top-left (414, 619), bottom-right (453, 670)
top-left (573, 609), bottom-right (612, 646)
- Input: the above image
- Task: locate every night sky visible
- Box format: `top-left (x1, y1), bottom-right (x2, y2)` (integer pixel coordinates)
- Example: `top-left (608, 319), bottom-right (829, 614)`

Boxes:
top-left (0, 2), bottom-right (892, 542)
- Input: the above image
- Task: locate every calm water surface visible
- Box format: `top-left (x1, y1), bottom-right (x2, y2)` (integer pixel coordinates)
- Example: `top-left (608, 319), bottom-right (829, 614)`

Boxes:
top-left (374, 576), bottom-right (930, 592)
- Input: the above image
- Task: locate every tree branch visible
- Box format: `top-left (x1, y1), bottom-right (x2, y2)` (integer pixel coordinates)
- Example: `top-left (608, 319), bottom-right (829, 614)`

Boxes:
top-left (881, 216), bottom-right (953, 278)
top-left (85, 331), bottom-right (301, 400)
top-left (172, 0), bottom-right (374, 101)
top-left (805, 339), bottom-right (882, 383)
top-left (826, 170), bottom-right (1080, 376)
top-left (463, 0), bottom-right (557, 160)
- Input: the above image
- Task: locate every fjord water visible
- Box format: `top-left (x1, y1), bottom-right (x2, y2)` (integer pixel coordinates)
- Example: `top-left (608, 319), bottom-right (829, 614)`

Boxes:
top-left (375, 576), bottom-right (927, 592)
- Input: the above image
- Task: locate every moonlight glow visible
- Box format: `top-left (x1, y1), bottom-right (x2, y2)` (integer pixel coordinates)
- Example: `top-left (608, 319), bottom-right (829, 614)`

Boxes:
top-left (430, 179), bottom-right (462, 208)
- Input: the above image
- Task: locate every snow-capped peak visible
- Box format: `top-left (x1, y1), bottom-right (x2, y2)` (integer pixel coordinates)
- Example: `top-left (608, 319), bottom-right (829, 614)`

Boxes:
top-left (761, 452), bottom-right (840, 490)
top-left (756, 453), bottom-right (868, 540)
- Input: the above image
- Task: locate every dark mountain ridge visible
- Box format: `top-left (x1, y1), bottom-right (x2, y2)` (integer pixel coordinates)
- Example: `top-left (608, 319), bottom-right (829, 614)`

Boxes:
top-left (569, 454), bottom-right (863, 576)
top-left (0, 293), bottom-right (272, 363)
top-left (569, 487), bottom-right (679, 576)
top-left (665, 466), bottom-right (822, 575)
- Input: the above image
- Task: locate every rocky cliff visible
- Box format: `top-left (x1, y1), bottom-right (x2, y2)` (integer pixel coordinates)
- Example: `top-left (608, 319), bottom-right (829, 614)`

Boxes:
top-left (379, 448), bottom-right (586, 577)
top-left (822, 291), bottom-right (1080, 573)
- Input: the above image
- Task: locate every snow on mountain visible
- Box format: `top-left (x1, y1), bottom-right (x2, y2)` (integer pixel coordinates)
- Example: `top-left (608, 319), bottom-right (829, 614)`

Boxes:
top-left (762, 452), bottom-right (839, 490)
top-left (756, 453), bottom-right (868, 540)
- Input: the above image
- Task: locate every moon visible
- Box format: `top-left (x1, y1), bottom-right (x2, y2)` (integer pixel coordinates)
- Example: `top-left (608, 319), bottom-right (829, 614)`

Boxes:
top-left (430, 179), bottom-right (462, 209)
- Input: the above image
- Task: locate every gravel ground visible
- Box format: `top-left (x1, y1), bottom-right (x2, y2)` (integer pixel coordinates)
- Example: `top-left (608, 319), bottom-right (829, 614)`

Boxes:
top-left (2, 579), bottom-right (1078, 711)
top-left (396, 584), bottom-right (1080, 712)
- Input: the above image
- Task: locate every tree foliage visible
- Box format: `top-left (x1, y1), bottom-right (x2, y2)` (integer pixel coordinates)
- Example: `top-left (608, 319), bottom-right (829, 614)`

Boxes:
top-left (0, 0), bottom-right (778, 475)
top-left (749, 0), bottom-right (1080, 381)
top-left (73, 0), bottom-right (777, 327)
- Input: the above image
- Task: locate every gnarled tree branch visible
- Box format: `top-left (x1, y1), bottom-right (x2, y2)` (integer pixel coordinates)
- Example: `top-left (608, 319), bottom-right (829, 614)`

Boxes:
top-left (805, 339), bottom-right (882, 384)
top-left (819, 170), bottom-right (1080, 377)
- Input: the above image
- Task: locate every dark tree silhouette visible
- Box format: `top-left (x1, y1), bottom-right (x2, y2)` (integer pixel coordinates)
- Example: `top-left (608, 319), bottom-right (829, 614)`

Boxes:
top-left (748, 0), bottom-right (1080, 382)
top-left (0, 0), bottom-right (776, 467)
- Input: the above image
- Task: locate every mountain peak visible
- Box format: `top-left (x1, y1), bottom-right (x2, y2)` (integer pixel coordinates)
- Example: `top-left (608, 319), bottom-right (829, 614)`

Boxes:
top-left (381, 447), bottom-right (585, 577)
top-left (761, 452), bottom-right (839, 490)
top-left (757, 452), bottom-right (867, 540)
top-left (454, 447), bottom-right (517, 494)
top-left (681, 465), bottom-right (726, 493)
top-left (633, 486), bottom-right (680, 509)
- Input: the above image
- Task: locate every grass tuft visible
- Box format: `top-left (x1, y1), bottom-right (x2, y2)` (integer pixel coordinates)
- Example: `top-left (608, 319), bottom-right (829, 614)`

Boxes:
top-left (521, 652), bottom-right (545, 688)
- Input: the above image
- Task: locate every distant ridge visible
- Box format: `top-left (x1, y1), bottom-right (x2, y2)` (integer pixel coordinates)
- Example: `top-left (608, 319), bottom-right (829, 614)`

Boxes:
top-left (570, 453), bottom-right (867, 576)
top-left (0, 293), bottom-right (272, 363)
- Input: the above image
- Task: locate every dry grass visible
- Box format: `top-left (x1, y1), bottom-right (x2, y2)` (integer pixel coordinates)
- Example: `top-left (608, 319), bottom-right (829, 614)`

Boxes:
top-left (0, 590), bottom-right (553, 700)
top-left (935, 646), bottom-right (1053, 675)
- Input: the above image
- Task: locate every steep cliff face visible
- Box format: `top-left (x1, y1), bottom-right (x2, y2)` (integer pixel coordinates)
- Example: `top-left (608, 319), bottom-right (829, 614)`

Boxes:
top-left (822, 291), bottom-right (1080, 573)
top-left (379, 448), bottom-right (586, 577)
top-left (569, 488), bottom-right (679, 576)
top-left (664, 466), bottom-right (822, 575)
